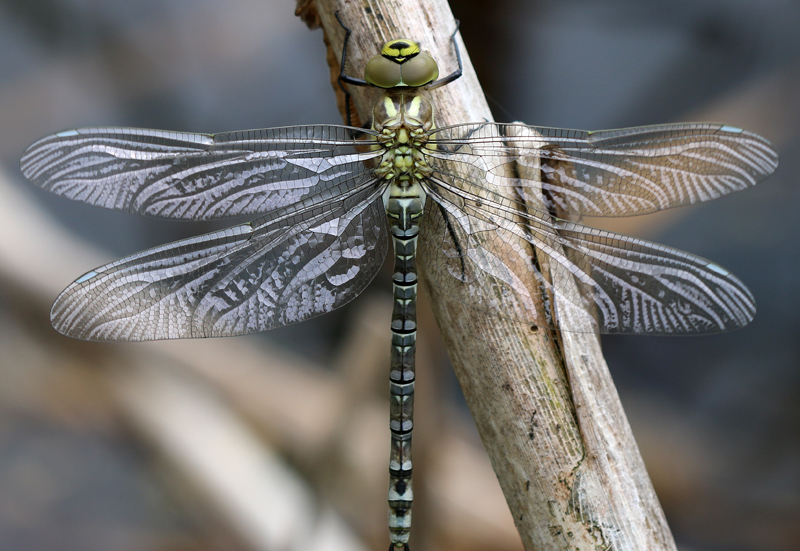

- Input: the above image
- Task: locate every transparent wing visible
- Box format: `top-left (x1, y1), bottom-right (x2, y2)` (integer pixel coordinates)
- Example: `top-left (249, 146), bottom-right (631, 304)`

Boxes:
top-left (51, 180), bottom-right (389, 341)
top-left (552, 220), bottom-right (755, 333)
top-left (426, 122), bottom-right (778, 217)
top-left (21, 125), bottom-right (382, 220)
top-left (421, 173), bottom-right (754, 335)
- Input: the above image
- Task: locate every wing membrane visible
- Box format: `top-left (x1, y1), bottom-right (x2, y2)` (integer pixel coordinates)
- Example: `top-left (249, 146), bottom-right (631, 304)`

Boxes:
top-left (552, 221), bottom-right (755, 333)
top-left (21, 125), bottom-right (381, 220)
top-left (51, 184), bottom-right (389, 341)
top-left (421, 174), bottom-right (755, 334)
top-left (427, 122), bottom-right (778, 217)
top-left (26, 118), bottom-right (774, 338)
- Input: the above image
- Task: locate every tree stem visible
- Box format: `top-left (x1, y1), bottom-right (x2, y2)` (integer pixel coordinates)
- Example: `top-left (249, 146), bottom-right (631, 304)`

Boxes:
top-left (302, 0), bottom-right (678, 548)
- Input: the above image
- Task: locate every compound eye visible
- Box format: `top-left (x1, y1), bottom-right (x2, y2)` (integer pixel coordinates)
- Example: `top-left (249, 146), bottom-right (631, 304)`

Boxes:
top-left (365, 55), bottom-right (402, 88)
top-left (400, 52), bottom-right (439, 87)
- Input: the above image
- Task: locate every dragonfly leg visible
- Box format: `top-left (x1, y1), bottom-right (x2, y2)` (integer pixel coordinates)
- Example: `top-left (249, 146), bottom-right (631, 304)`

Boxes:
top-left (334, 11), bottom-right (369, 88)
top-left (426, 20), bottom-right (462, 90)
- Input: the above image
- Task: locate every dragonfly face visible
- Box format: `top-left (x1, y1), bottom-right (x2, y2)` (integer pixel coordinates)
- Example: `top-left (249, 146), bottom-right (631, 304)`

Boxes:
top-left (364, 38), bottom-right (440, 88)
top-left (20, 20), bottom-right (778, 551)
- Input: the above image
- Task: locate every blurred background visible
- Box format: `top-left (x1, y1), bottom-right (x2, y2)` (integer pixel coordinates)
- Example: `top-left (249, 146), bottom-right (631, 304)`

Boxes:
top-left (0, 0), bottom-right (798, 550)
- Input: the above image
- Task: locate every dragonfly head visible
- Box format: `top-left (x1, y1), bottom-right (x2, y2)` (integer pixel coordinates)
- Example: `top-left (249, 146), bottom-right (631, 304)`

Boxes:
top-left (364, 39), bottom-right (439, 89)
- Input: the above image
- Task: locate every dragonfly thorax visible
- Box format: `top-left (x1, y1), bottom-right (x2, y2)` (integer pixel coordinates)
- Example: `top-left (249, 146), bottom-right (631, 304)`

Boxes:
top-left (373, 91), bottom-right (435, 185)
top-left (372, 90), bottom-right (434, 132)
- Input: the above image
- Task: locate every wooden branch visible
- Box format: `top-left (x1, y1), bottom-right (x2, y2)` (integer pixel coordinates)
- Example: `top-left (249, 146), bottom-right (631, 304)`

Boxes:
top-left (306, 1), bottom-right (677, 549)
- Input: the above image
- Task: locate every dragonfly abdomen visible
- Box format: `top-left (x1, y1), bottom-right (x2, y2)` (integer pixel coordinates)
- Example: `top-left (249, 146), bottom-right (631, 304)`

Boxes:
top-left (385, 180), bottom-right (426, 550)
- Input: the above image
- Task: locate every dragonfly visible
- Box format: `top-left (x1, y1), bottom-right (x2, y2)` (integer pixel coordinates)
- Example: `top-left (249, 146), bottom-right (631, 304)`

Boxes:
top-left (20, 15), bottom-right (777, 551)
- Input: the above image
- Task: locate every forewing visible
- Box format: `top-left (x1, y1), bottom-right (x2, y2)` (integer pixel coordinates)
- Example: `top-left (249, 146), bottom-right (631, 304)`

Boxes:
top-left (421, 175), bottom-right (754, 335)
top-left (51, 182), bottom-right (389, 341)
top-left (426, 122), bottom-right (777, 217)
top-left (21, 125), bottom-right (381, 219)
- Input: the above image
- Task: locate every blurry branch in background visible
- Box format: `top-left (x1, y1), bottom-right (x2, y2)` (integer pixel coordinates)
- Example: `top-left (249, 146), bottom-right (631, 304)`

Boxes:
top-left (0, 172), bottom-right (355, 551)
